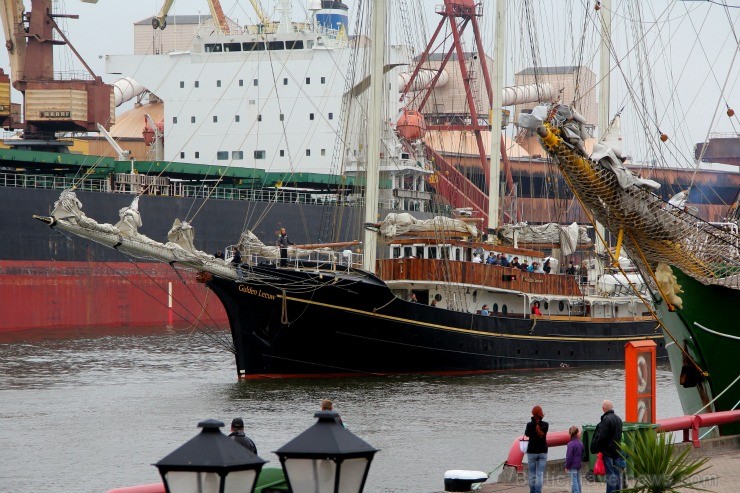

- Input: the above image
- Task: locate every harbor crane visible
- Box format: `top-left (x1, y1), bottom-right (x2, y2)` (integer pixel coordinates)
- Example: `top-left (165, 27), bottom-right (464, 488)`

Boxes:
top-left (0, 0), bottom-right (113, 148)
top-left (152, 0), bottom-right (230, 34)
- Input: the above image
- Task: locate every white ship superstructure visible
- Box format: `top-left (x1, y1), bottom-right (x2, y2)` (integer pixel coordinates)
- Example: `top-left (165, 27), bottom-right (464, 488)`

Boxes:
top-left (105, 1), bottom-right (433, 211)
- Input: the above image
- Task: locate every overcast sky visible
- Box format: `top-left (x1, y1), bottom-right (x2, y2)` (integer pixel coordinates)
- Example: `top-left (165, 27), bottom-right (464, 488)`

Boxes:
top-left (1, 0), bottom-right (737, 165)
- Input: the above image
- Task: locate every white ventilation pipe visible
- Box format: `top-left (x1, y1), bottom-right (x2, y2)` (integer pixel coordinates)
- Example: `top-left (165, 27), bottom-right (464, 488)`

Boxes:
top-left (501, 83), bottom-right (555, 106)
top-left (113, 77), bottom-right (147, 107)
top-left (398, 69), bottom-right (449, 92)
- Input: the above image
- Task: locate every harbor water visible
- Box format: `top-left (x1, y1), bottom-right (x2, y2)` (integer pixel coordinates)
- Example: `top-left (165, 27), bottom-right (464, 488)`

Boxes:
top-left (0, 326), bottom-right (682, 493)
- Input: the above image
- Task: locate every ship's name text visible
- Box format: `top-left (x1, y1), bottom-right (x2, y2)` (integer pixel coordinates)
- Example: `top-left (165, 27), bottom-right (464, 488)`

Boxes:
top-left (238, 284), bottom-right (276, 300)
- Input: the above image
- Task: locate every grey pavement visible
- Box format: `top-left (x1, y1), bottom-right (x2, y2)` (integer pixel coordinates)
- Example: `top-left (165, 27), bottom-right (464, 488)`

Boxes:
top-left (475, 435), bottom-right (740, 493)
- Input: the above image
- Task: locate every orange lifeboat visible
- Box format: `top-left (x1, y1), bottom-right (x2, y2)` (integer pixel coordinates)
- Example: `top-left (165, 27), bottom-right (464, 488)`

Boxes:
top-left (142, 117), bottom-right (164, 146)
top-left (396, 110), bottom-right (426, 140)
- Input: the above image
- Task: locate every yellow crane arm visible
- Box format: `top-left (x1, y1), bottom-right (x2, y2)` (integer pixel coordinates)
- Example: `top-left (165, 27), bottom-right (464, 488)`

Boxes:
top-left (152, 0), bottom-right (175, 30)
top-left (0, 0), bottom-right (27, 85)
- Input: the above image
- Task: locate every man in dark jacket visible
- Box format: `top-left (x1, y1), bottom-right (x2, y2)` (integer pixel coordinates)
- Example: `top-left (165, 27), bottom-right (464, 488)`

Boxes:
top-left (592, 400), bottom-right (625, 493)
top-left (229, 417), bottom-right (258, 455)
top-left (277, 228), bottom-right (294, 267)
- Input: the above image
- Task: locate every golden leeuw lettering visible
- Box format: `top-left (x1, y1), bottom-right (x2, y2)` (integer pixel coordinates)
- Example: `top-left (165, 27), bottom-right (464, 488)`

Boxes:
top-left (238, 284), bottom-right (276, 300)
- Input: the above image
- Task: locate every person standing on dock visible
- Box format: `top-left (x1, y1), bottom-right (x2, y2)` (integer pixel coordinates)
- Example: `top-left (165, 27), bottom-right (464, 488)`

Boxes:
top-left (277, 227), bottom-right (294, 267)
top-left (524, 405), bottom-right (549, 493)
top-left (565, 426), bottom-right (584, 493)
top-left (592, 400), bottom-right (624, 493)
top-left (228, 417), bottom-right (257, 455)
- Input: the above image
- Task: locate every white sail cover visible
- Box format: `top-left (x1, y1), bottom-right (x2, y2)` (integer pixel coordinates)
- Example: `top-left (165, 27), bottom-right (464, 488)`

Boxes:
top-left (379, 213), bottom-right (479, 238)
top-left (498, 222), bottom-right (590, 256)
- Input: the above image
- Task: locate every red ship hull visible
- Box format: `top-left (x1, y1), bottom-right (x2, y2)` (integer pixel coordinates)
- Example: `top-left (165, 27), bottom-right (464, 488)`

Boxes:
top-left (0, 260), bottom-right (227, 332)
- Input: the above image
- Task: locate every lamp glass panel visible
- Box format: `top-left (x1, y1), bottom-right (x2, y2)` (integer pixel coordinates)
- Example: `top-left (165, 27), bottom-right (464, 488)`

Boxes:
top-left (223, 469), bottom-right (258, 493)
top-left (284, 458), bottom-right (336, 492)
top-left (337, 458), bottom-right (369, 493)
top-left (164, 471), bottom-right (221, 493)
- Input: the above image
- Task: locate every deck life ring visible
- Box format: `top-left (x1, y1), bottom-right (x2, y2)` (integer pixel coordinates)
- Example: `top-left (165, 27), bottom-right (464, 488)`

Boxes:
top-left (637, 399), bottom-right (647, 422)
top-left (637, 354), bottom-right (649, 393)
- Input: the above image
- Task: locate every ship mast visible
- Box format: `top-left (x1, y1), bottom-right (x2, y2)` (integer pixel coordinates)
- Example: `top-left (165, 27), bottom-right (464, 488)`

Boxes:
top-left (595, 0), bottom-right (611, 256)
top-left (488, 0), bottom-right (506, 231)
top-left (362, 0), bottom-right (385, 272)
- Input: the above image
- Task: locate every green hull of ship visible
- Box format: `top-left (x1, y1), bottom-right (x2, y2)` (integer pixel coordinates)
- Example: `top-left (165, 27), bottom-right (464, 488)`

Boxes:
top-left (658, 268), bottom-right (739, 436)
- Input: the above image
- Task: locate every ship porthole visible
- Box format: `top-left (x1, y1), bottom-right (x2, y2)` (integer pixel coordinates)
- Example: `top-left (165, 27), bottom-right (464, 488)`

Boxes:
top-left (434, 293), bottom-right (442, 302)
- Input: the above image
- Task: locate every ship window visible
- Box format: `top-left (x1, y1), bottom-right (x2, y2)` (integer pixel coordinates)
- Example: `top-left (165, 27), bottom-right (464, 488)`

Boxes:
top-left (455, 248), bottom-right (461, 261)
top-left (392, 246), bottom-right (400, 258)
top-left (232, 151), bottom-right (244, 159)
top-left (415, 246), bottom-right (424, 258)
top-left (254, 150), bottom-right (265, 159)
top-left (403, 246), bottom-right (413, 257)
top-left (213, 115), bottom-right (218, 123)
top-left (402, 153), bottom-right (410, 159)
top-left (279, 150), bottom-right (285, 157)
top-left (502, 304), bottom-right (508, 315)
top-left (428, 247), bottom-right (437, 259)
top-left (306, 77), bottom-right (311, 84)
top-left (244, 42), bottom-right (265, 52)
top-left (440, 247), bottom-right (450, 259)
top-left (328, 112), bottom-right (333, 120)
top-left (216, 80), bottom-right (221, 87)
top-left (216, 151), bottom-right (228, 160)
top-left (492, 303), bottom-right (498, 314)
top-left (253, 79), bottom-right (258, 86)
top-left (258, 114), bottom-right (262, 121)
top-left (307, 40), bottom-right (314, 49)
top-left (434, 293), bottom-right (442, 302)
top-left (191, 116), bottom-right (196, 123)
top-left (235, 115), bottom-right (240, 122)
top-left (321, 148), bottom-right (326, 156)
top-left (205, 43), bottom-right (222, 52)
top-left (286, 40), bottom-right (304, 50)
top-left (224, 42), bottom-right (241, 52)
top-left (269, 41), bottom-right (285, 50)
top-left (194, 81), bottom-right (199, 88)
top-left (283, 78), bottom-right (288, 85)
top-left (180, 152), bottom-right (185, 159)
top-left (544, 301), bottom-right (549, 310)
top-left (239, 79), bottom-right (244, 87)
top-left (321, 76), bottom-right (326, 84)
top-left (306, 149), bottom-right (311, 156)
top-left (559, 301), bottom-right (565, 312)
top-left (249, 99), bottom-right (256, 105)
top-left (280, 114), bottom-right (284, 121)
top-left (173, 116), bottom-right (178, 124)
top-left (179, 81), bottom-right (184, 88)
top-left (310, 113), bottom-right (314, 120)
top-left (195, 152), bottom-right (200, 158)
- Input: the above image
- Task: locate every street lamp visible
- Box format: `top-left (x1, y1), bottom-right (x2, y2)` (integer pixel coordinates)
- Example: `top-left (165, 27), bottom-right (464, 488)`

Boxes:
top-left (275, 411), bottom-right (378, 493)
top-left (155, 419), bottom-right (267, 493)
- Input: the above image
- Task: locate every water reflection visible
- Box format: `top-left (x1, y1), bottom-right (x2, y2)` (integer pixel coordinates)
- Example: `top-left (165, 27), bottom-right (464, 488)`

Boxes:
top-left (0, 327), bottom-right (682, 493)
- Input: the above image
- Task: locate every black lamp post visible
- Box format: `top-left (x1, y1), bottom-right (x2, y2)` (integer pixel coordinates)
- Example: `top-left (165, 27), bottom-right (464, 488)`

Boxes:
top-left (275, 411), bottom-right (378, 493)
top-left (155, 419), bottom-right (267, 493)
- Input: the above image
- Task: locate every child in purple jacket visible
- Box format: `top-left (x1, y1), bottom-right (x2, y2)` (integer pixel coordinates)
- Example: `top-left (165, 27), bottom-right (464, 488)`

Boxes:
top-left (565, 426), bottom-right (585, 493)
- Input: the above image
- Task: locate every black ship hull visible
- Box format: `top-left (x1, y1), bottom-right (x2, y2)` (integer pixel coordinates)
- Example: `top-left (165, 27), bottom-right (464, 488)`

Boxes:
top-left (207, 264), bottom-right (665, 378)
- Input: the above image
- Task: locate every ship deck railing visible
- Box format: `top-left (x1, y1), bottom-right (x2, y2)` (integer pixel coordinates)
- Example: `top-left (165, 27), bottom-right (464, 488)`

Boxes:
top-left (228, 250), bottom-right (365, 273)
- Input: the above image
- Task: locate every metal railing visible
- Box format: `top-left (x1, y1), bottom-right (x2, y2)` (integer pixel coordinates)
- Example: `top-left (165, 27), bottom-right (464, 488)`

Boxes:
top-left (0, 171), bottom-right (370, 208)
top-left (226, 249), bottom-right (364, 273)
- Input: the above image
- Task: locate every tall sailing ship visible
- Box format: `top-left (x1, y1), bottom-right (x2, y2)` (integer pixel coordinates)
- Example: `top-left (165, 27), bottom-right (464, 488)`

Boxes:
top-left (34, 0), bottom-right (672, 378)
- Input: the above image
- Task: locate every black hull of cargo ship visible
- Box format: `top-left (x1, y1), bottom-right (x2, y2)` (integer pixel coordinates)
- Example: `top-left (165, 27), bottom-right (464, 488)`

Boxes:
top-left (0, 187), bottom-right (365, 331)
top-left (207, 265), bottom-right (665, 378)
